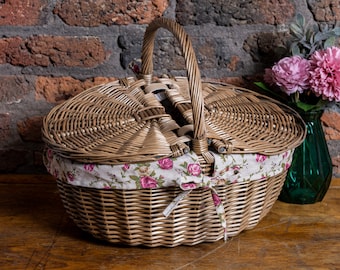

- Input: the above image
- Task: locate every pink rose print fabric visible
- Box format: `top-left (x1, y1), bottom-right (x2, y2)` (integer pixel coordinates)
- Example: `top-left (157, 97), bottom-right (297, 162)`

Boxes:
top-left (44, 149), bottom-right (293, 190)
top-left (255, 154), bottom-right (267, 163)
top-left (140, 176), bottom-right (158, 188)
top-left (209, 151), bottom-right (293, 186)
top-left (181, 182), bottom-right (197, 190)
top-left (212, 192), bottom-right (222, 206)
top-left (122, 164), bottom-right (130, 171)
top-left (84, 163), bottom-right (95, 172)
top-left (187, 163), bottom-right (201, 176)
top-left (158, 158), bottom-right (173, 169)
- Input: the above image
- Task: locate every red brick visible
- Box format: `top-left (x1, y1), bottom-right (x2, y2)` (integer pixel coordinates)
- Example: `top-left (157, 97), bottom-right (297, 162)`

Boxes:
top-left (0, 0), bottom-right (48, 26)
top-left (218, 77), bottom-right (250, 88)
top-left (321, 111), bottom-right (340, 140)
top-left (7, 36), bottom-right (50, 66)
top-left (0, 75), bottom-right (31, 103)
top-left (0, 113), bottom-right (10, 142)
top-left (195, 39), bottom-right (216, 69)
top-left (35, 76), bottom-right (117, 103)
top-left (243, 32), bottom-right (290, 64)
top-left (176, 0), bottom-right (294, 26)
top-left (0, 36), bottom-right (106, 67)
top-left (0, 37), bottom-right (21, 64)
top-left (54, 0), bottom-right (169, 26)
top-left (226, 55), bottom-right (241, 72)
top-left (308, 0), bottom-right (340, 22)
top-left (17, 116), bottom-right (44, 142)
top-left (332, 155), bottom-right (340, 176)
top-left (260, 0), bottom-right (295, 24)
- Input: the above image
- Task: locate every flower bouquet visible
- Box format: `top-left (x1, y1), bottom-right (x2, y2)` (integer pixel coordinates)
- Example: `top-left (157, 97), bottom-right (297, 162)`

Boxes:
top-left (256, 14), bottom-right (340, 111)
top-left (256, 14), bottom-right (340, 204)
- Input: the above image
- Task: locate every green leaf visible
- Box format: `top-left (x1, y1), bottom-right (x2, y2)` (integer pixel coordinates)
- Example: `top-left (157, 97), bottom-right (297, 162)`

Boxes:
top-left (332, 27), bottom-right (340, 35)
top-left (296, 13), bottom-right (305, 27)
top-left (300, 40), bottom-right (312, 49)
top-left (314, 31), bottom-right (325, 43)
top-left (290, 23), bottom-right (304, 38)
top-left (180, 161), bottom-right (188, 169)
top-left (254, 82), bottom-right (287, 102)
top-left (296, 101), bottom-right (317, 112)
top-left (129, 175), bottom-right (139, 181)
top-left (295, 99), bottom-right (327, 112)
top-left (254, 82), bottom-right (270, 91)
top-left (312, 23), bottom-right (320, 34)
top-left (324, 36), bottom-right (336, 48)
top-left (291, 43), bottom-right (301, 55)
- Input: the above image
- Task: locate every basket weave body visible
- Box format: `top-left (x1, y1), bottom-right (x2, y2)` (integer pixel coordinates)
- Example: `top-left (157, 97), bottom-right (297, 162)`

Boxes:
top-left (42, 18), bottom-right (305, 247)
top-left (56, 172), bottom-right (285, 247)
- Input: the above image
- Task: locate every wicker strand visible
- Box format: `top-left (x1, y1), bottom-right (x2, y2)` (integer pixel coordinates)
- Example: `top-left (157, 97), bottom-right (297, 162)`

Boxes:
top-left (141, 18), bottom-right (214, 169)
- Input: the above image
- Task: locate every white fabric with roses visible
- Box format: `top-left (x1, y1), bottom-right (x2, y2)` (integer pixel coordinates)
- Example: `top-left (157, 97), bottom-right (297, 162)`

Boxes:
top-left (44, 148), bottom-right (293, 191)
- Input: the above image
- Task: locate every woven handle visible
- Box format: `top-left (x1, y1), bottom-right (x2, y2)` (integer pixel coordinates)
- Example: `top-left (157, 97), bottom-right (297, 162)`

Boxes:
top-left (141, 18), bottom-right (213, 163)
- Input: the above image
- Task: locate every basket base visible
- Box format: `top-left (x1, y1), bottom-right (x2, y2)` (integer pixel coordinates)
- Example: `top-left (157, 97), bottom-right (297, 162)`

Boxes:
top-left (56, 171), bottom-right (286, 247)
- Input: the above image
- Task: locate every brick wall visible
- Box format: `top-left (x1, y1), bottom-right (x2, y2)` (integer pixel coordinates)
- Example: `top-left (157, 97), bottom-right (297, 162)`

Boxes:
top-left (0, 0), bottom-right (339, 176)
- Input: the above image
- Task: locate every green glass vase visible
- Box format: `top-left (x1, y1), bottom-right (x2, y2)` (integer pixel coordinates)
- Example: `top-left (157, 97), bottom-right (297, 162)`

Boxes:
top-left (279, 110), bottom-right (333, 204)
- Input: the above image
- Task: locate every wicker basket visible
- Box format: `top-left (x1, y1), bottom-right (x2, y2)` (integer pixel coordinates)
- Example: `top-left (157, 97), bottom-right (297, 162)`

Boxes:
top-left (42, 18), bottom-right (306, 247)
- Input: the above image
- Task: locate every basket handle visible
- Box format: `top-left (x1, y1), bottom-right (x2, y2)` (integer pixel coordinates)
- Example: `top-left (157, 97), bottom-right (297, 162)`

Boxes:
top-left (141, 17), bottom-right (213, 165)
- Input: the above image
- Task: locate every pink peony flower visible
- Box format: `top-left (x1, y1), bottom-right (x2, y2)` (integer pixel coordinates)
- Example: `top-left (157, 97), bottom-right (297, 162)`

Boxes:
top-left (187, 163), bottom-right (201, 176)
top-left (264, 56), bottom-right (311, 95)
top-left (309, 46), bottom-right (340, 102)
top-left (140, 176), bottom-right (158, 188)
top-left (158, 158), bottom-right (173, 169)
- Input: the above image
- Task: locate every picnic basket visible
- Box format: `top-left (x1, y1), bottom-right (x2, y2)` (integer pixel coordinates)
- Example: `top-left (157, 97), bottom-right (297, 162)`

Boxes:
top-left (42, 17), bottom-right (306, 247)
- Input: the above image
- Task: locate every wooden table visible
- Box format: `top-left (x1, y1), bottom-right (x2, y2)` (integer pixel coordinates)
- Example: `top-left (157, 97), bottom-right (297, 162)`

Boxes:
top-left (1, 175), bottom-right (339, 270)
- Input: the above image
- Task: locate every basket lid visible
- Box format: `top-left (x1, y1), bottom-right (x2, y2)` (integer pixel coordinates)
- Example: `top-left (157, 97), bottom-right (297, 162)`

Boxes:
top-left (42, 18), bottom-right (305, 166)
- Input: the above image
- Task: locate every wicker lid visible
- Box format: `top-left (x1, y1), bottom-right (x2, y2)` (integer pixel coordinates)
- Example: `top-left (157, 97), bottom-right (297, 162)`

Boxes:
top-left (42, 18), bottom-right (305, 167)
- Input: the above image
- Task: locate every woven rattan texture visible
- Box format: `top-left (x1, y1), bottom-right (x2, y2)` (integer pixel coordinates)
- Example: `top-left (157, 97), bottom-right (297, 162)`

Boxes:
top-left (42, 18), bottom-right (305, 172)
top-left (42, 77), bottom-right (305, 166)
top-left (56, 171), bottom-right (285, 247)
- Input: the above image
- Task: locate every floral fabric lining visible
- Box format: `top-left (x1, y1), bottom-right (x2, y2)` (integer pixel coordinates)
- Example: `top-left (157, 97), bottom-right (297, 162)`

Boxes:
top-left (44, 149), bottom-right (293, 191)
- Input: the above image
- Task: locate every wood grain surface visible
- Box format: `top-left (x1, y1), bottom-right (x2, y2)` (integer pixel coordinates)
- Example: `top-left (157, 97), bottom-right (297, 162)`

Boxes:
top-left (1, 175), bottom-right (339, 270)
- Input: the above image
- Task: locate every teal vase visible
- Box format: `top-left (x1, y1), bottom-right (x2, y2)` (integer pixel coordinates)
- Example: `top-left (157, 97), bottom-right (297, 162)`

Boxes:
top-left (279, 110), bottom-right (333, 204)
